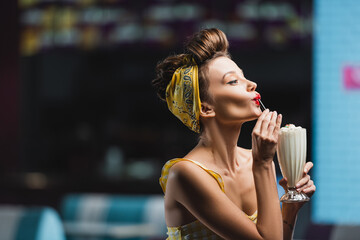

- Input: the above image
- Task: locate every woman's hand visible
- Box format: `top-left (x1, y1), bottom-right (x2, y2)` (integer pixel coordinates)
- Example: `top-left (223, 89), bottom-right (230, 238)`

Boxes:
top-left (252, 109), bottom-right (282, 164)
top-left (279, 161), bottom-right (316, 210)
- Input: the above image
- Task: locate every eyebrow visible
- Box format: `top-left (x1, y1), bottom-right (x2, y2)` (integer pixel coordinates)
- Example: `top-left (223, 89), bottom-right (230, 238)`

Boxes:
top-left (222, 69), bottom-right (243, 81)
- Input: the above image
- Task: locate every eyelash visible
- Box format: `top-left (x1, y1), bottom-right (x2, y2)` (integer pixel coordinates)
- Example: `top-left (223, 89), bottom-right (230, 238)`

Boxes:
top-left (227, 80), bottom-right (239, 85)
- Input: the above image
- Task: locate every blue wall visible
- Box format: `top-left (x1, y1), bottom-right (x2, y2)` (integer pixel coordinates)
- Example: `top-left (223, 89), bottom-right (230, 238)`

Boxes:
top-left (313, 0), bottom-right (360, 224)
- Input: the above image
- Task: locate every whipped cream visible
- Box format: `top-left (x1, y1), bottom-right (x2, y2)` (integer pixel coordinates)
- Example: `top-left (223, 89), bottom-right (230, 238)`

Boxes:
top-left (276, 124), bottom-right (307, 187)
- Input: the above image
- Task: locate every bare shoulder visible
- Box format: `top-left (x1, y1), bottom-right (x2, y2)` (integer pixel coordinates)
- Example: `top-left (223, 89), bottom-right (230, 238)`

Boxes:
top-left (167, 160), bottom-right (200, 182)
top-left (167, 160), bottom-right (220, 187)
top-left (166, 160), bottom-right (223, 200)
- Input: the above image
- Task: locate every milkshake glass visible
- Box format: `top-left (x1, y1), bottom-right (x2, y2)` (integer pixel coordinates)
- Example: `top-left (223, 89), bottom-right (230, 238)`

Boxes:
top-left (276, 124), bottom-right (310, 203)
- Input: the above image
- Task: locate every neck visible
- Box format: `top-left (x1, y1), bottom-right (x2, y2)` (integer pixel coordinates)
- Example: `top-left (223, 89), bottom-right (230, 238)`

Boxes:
top-left (199, 119), bottom-right (243, 173)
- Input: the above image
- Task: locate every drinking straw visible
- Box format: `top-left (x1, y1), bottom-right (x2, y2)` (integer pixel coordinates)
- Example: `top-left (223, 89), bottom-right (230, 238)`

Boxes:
top-left (258, 99), bottom-right (266, 111)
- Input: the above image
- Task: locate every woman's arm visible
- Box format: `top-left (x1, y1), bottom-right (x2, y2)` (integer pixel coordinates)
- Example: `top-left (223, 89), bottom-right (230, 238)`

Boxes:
top-left (251, 110), bottom-right (283, 239)
top-left (279, 162), bottom-right (316, 240)
top-left (166, 110), bottom-right (283, 240)
top-left (281, 203), bottom-right (298, 240)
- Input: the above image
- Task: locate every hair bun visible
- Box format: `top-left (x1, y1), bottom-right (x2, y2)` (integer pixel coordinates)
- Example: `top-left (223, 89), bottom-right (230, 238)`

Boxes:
top-left (185, 28), bottom-right (229, 65)
top-left (152, 28), bottom-right (229, 102)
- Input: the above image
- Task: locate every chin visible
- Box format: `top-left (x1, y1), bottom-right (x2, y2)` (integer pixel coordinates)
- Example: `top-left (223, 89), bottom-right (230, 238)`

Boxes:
top-left (244, 109), bottom-right (262, 122)
top-left (254, 108), bottom-right (262, 117)
top-left (250, 107), bottom-right (262, 118)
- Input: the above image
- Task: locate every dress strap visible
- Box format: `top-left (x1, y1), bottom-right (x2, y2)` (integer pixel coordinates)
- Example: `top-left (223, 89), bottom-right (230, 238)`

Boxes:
top-left (248, 210), bottom-right (258, 223)
top-left (159, 158), bottom-right (225, 194)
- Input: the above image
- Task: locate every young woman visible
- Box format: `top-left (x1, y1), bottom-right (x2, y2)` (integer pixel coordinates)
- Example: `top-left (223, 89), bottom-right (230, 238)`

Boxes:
top-left (152, 28), bottom-right (315, 240)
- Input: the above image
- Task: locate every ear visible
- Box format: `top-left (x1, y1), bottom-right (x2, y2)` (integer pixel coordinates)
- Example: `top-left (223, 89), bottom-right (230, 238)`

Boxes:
top-left (200, 102), bottom-right (216, 118)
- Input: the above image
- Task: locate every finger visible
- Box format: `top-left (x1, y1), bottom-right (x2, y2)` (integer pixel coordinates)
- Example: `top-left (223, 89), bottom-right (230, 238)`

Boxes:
top-left (260, 110), bottom-right (272, 135)
top-left (267, 111), bottom-right (277, 137)
top-left (273, 113), bottom-right (282, 138)
top-left (253, 109), bottom-right (269, 135)
top-left (297, 180), bottom-right (313, 192)
top-left (303, 184), bottom-right (316, 197)
top-left (279, 177), bottom-right (288, 188)
top-left (295, 174), bottom-right (310, 188)
top-left (303, 162), bottom-right (314, 174)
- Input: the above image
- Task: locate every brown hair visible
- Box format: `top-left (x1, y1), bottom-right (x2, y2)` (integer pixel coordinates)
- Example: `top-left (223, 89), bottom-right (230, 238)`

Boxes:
top-left (152, 28), bottom-right (230, 103)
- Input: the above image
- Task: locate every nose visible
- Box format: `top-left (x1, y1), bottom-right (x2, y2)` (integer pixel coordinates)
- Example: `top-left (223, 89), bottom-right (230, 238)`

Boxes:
top-left (247, 80), bottom-right (257, 91)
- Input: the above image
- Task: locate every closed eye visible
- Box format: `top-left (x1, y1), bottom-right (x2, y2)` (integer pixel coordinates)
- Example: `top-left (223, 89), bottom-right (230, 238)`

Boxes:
top-left (227, 80), bottom-right (239, 85)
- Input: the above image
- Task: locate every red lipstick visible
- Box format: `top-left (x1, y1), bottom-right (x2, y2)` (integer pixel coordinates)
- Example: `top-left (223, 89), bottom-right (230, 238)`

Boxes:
top-left (253, 94), bottom-right (261, 106)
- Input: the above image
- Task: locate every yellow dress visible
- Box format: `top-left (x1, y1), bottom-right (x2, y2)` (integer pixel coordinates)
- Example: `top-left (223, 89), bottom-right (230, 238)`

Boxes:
top-left (159, 158), bottom-right (258, 240)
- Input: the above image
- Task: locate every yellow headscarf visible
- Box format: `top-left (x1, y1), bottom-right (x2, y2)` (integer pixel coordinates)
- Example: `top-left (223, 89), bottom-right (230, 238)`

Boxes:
top-left (165, 62), bottom-right (202, 133)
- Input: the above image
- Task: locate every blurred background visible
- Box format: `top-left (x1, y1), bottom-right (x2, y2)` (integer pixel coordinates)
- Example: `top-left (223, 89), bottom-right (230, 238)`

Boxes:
top-left (0, 0), bottom-right (359, 239)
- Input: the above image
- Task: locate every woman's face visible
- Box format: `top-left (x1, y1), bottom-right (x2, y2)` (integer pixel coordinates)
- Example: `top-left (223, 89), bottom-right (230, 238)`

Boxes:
top-left (204, 56), bottom-right (262, 125)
